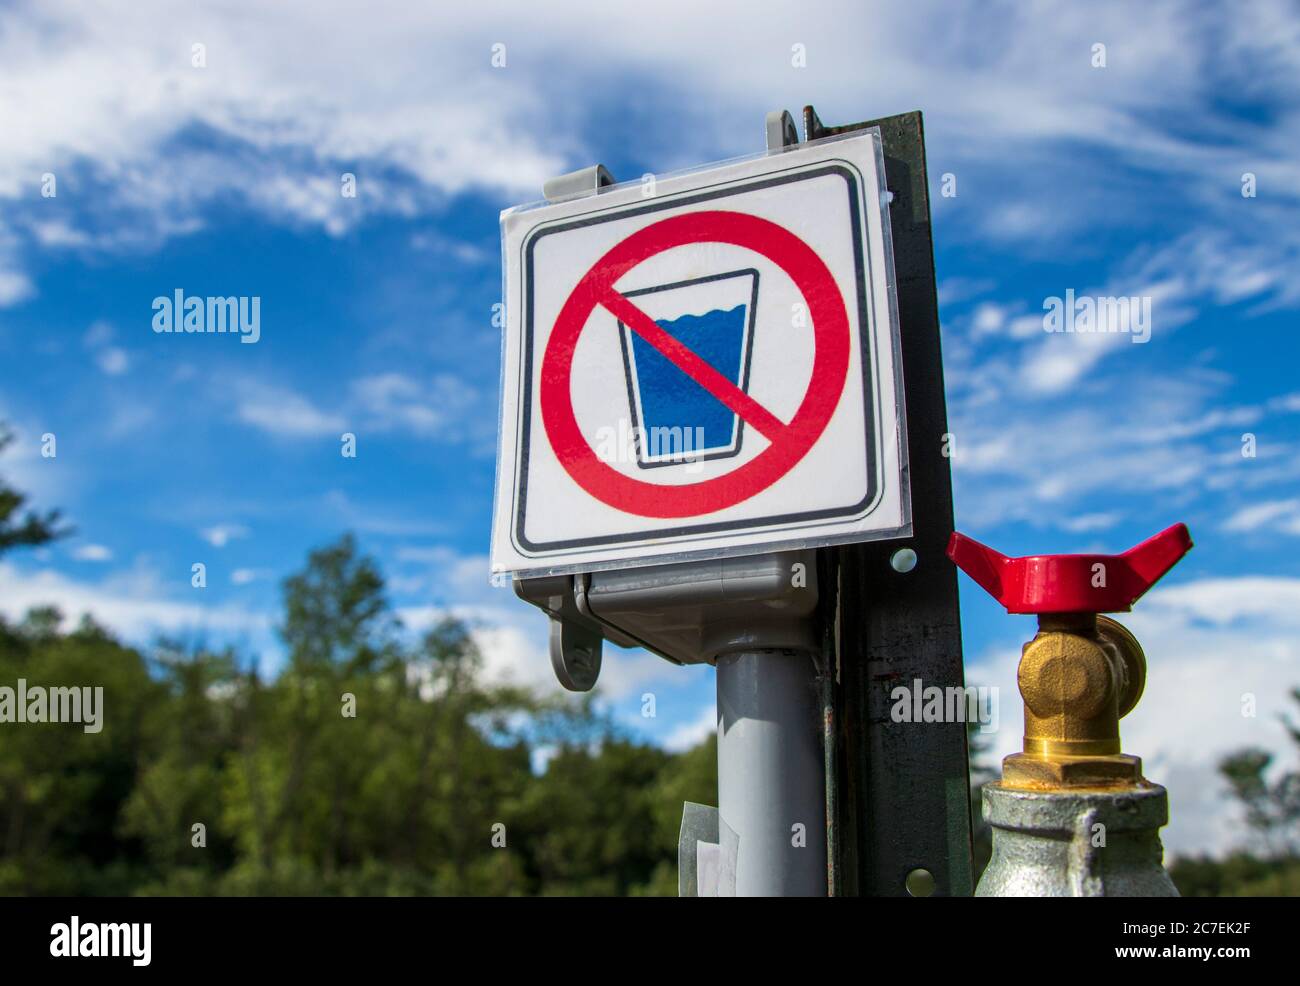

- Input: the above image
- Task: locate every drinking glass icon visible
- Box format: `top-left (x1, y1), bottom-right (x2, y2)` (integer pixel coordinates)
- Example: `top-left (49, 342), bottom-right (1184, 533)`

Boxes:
top-left (616, 269), bottom-right (759, 469)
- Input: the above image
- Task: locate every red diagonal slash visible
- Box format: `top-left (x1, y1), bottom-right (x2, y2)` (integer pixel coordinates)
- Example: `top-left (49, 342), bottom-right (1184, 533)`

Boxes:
top-left (599, 288), bottom-right (786, 441)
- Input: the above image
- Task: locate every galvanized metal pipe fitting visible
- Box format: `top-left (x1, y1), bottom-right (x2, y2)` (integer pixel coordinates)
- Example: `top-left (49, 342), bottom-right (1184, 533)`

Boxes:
top-left (977, 783), bottom-right (1178, 897)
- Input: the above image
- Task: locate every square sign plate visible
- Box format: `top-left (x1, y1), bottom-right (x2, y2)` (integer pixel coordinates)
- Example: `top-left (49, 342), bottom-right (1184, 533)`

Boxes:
top-left (491, 132), bottom-right (909, 578)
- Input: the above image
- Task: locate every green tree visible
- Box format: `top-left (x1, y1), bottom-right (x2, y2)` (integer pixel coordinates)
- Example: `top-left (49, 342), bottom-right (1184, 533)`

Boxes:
top-left (638, 732), bottom-right (717, 895)
top-left (1218, 715), bottom-right (1300, 858)
top-left (1170, 852), bottom-right (1286, 897)
top-left (216, 536), bottom-right (538, 895)
top-left (1171, 687), bottom-right (1300, 895)
top-left (0, 424), bottom-right (67, 555)
top-left (0, 509), bottom-right (721, 897)
top-left (280, 533), bottom-right (398, 673)
top-left (0, 614), bottom-right (162, 894)
top-left (512, 727), bottom-right (673, 896)
top-left (119, 643), bottom-right (241, 892)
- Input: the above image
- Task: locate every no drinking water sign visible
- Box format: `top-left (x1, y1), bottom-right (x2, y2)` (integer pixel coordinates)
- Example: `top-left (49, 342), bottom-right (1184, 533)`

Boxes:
top-left (491, 132), bottom-right (910, 578)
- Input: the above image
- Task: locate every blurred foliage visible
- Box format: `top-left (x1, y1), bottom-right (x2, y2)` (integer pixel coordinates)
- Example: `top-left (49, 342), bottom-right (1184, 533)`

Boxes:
top-left (0, 425), bottom-right (67, 554)
top-left (2, 432), bottom-right (1294, 896)
top-left (0, 533), bottom-right (716, 897)
top-left (1169, 853), bottom-right (1300, 897)
top-left (1167, 689), bottom-right (1300, 896)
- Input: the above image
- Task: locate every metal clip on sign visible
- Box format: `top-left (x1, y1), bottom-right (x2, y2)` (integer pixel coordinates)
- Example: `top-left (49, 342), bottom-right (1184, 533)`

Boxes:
top-left (947, 523), bottom-right (1193, 896)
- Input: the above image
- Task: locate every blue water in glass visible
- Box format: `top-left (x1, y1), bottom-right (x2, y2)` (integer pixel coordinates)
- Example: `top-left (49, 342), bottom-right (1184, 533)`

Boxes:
top-left (628, 303), bottom-right (747, 455)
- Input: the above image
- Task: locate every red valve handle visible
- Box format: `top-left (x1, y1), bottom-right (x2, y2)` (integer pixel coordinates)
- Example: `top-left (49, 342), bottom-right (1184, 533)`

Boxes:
top-left (946, 523), bottom-right (1193, 615)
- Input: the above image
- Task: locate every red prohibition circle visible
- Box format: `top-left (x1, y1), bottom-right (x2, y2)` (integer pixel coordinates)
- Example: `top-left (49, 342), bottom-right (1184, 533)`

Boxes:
top-left (540, 210), bottom-right (851, 518)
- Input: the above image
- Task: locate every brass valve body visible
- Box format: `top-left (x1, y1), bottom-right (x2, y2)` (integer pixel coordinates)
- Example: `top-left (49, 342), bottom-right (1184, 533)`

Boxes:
top-left (1002, 614), bottom-right (1148, 790)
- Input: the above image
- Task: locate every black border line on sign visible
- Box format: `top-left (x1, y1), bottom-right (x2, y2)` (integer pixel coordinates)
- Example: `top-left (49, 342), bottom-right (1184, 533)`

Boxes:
top-left (616, 267), bottom-right (760, 470)
top-left (515, 163), bottom-right (875, 555)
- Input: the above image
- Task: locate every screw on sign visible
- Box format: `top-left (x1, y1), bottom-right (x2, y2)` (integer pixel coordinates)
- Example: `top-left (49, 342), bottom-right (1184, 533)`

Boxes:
top-left (541, 211), bottom-right (850, 518)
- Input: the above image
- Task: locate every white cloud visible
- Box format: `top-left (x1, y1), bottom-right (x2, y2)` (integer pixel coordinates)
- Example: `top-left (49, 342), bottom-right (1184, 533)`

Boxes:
top-left (395, 546), bottom-right (490, 595)
top-left (1222, 498), bottom-right (1300, 534)
top-left (469, 621), bottom-right (556, 692)
top-left (663, 702), bottom-right (717, 752)
top-left (946, 338), bottom-right (1300, 532)
top-left (951, 400), bottom-right (1209, 529)
top-left (0, 0), bottom-right (566, 260)
top-left (1059, 512), bottom-right (1123, 533)
top-left (80, 320), bottom-right (130, 375)
top-left (317, 490), bottom-right (449, 537)
top-left (1, 1), bottom-right (1298, 299)
top-left (230, 567), bottom-right (267, 585)
top-left (936, 277), bottom-right (994, 308)
top-left (394, 600), bottom-right (681, 701)
top-left (394, 544), bottom-right (684, 701)
top-left (1128, 578), bottom-right (1300, 855)
top-left (82, 320), bottom-right (114, 347)
top-left (530, 745), bottom-right (558, 774)
top-left (0, 269), bottom-right (33, 307)
top-left (970, 302), bottom-right (1009, 337)
top-left (199, 524), bottom-right (249, 548)
top-left (31, 219), bottom-right (91, 249)
top-left (350, 372), bottom-right (488, 443)
top-left (1140, 577), bottom-right (1300, 627)
top-left (95, 347), bottom-right (129, 375)
top-left (229, 372), bottom-right (492, 446)
top-left (71, 543), bottom-right (112, 562)
top-left (0, 561), bottom-right (271, 645)
top-left (409, 231), bottom-right (490, 264)
top-left (957, 220), bottom-right (1300, 404)
top-left (395, 544), bottom-right (461, 565)
top-left (0, 413), bottom-right (70, 507)
top-left (234, 382), bottom-right (345, 438)
top-left (1017, 279), bottom-right (1187, 396)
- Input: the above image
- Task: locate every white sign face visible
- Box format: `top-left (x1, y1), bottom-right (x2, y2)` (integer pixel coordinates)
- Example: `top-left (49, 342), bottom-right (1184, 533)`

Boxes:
top-left (491, 132), bottom-right (909, 578)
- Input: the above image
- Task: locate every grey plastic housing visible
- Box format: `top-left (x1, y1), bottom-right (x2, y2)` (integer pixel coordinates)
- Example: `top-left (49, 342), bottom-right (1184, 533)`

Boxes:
top-left (514, 549), bottom-right (819, 688)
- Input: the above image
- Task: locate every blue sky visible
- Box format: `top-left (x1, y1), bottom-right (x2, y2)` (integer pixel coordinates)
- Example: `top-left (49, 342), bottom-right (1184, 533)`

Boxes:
top-left (1, 0), bottom-right (1298, 856)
